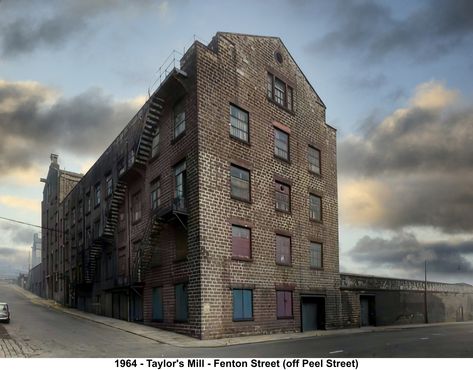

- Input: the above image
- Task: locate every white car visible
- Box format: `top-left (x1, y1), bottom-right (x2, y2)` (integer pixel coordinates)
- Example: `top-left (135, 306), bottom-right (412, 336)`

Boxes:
top-left (0, 303), bottom-right (10, 323)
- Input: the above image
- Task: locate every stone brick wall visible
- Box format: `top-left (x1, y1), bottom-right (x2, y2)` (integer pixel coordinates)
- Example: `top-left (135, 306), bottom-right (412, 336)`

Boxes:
top-left (341, 273), bottom-right (473, 327)
top-left (196, 33), bottom-right (340, 339)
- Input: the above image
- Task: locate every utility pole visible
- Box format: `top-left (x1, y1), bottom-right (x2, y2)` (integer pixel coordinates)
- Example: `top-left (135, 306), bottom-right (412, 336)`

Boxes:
top-left (424, 260), bottom-right (428, 324)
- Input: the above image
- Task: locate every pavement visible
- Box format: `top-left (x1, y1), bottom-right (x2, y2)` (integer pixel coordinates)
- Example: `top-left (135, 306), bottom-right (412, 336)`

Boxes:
top-left (11, 284), bottom-right (473, 349)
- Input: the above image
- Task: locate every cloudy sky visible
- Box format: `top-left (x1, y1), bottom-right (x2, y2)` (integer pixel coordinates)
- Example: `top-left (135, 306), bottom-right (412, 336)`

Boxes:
top-left (1, 0), bottom-right (472, 283)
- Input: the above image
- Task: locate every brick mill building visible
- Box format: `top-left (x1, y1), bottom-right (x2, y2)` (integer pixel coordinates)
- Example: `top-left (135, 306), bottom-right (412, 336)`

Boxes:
top-left (38, 32), bottom-right (341, 339)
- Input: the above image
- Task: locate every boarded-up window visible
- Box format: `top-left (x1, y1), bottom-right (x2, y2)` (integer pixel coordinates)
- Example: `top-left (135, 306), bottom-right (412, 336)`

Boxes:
top-left (233, 289), bottom-right (253, 320)
top-left (309, 194), bottom-right (322, 221)
top-left (175, 283), bottom-right (188, 321)
top-left (232, 225), bottom-right (251, 259)
top-left (275, 182), bottom-right (290, 212)
top-left (152, 287), bottom-right (163, 321)
top-left (310, 242), bottom-right (323, 269)
top-left (175, 225), bottom-right (188, 261)
top-left (276, 290), bottom-right (293, 318)
top-left (276, 234), bottom-right (291, 265)
top-left (230, 165), bottom-right (250, 201)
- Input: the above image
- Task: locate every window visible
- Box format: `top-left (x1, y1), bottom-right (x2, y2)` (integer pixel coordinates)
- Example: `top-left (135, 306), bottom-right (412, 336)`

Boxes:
top-left (308, 146), bottom-right (321, 175)
top-left (276, 291), bottom-right (293, 318)
top-left (230, 104), bottom-right (249, 142)
top-left (267, 73), bottom-right (294, 111)
top-left (175, 283), bottom-right (188, 321)
top-left (232, 225), bottom-right (251, 260)
top-left (106, 174), bottom-right (113, 197)
top-left (274, 128), bottom-right (289, 160)
top-left (152, 287), bottom-right (164, 321)
top-left (151, 126), bottom-right (160, 157)
top-left (276, 234), bottom-right (291, 265)
top-left (230, 165), bottom-right (250, 202)
top-left (94, 183), bottom-right (101, 207)
top-left (310, 242), bottom-right (323, 269)
top-left (275, 182), bottom-right (290, 212)
top-left (93, 220), bottom-right (100, 239)
top-left (309, 194), bottom-right (322, 221)
top-left (78, 201), bottom-right (83, 220)
top-left (118, 158), bottom-right (125, 176)
top-left (233, 289), bottom-right (253, 321)
top-left (71, 208), bottom-right (76, 225)
top-left (173, 100), bottom-right (186, 138)
top-left (174, 161), bottom-right (186, 210)
top-left (128, 148), bottom-right (135, 167)
top-left (150, 179), bottom-right (161, 210)
top-left (175, 225), bottom-right (188, 261)
top-left (86, 194), bottom-right (91, 214)
top-left (131, 192), bottom-right (142, 223)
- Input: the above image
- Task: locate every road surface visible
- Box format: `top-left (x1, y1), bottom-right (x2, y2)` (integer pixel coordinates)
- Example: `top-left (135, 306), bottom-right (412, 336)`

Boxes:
top-left (1, 281), bottom-right (472, 357)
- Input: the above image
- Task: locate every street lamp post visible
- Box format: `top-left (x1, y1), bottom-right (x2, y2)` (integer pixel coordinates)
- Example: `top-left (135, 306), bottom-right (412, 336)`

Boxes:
top-left (424, 260), bottom-right (428, 324)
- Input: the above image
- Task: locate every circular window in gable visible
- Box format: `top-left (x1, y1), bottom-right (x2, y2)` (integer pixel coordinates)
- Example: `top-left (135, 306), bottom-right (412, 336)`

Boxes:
top-left (275, 51), bottom-right (283, 64)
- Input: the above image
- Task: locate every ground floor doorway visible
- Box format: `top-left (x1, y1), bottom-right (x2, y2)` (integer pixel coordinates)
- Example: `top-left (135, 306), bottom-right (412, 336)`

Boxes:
top-left (360, 295), bottom-right (376, 326)
top-left (301, 296), bottom-right (325, 331)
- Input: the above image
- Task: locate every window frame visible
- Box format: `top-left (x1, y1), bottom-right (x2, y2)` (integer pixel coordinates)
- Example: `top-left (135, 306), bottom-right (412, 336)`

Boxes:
top-left (308, 146), bottom-right (321, 175)
top-left (173, 100), bottom-right (186, 140)
top-left (131, 191), bottom-right (142, 223)
top-left (275, 234), bottom-right (291, 266)
top-left (309, 194), bottom-right (322, 222)
top-left (150, 178), bottom-right (161, 211)
top-left (94, 183), bottom-right (101, 208)
top-left (151, 126), bottom-right (160, 158)
top-left (229, 104), bottom-right (250, 143)
top-left (174, 161), bottom-right (187, 210)
top-left (267, 72), bottom-right (294, 112)
top-left (231, 225), bottom-right (252, 261)
top-left (275, 181), bottom-right (291, 213)
top-left (232, 289), bottom-right (253, 321)
top-left (276, 290), bottom-right (293, 319)
top-left (105, 174), bottom-right (113, 198)
top-left (309, 241), bottom-right (323, 269)
top-left (230, 164), bottom-right (251, 203)
top-left (274, 127), bottom-right (290, 162)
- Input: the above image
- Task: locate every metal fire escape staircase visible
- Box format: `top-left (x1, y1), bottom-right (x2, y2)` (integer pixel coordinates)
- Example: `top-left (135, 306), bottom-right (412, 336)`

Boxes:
top-left (133, 96), bottom-right (164, 166)
top-left (84, 180), bottom-right (127, 284)
top-left (84, 94), bottom-right (164, 285)
top-left (132, 214), bottom-right (164, 283)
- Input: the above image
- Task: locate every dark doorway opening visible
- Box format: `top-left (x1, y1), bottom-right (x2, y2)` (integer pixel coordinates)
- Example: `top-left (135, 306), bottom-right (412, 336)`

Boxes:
top-left (360, 295), bottom-right (376, 326)
top-left (301, 296), bottom-right (325, 331)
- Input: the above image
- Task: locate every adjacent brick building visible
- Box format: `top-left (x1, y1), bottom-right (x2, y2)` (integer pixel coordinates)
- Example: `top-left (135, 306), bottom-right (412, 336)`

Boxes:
top-left (39, 32), bottom-right (341, 338)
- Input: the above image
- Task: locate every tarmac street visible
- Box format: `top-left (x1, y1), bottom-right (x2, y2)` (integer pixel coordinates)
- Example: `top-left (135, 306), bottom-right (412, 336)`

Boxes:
top-left (1, 281), bottom-right (473, 358)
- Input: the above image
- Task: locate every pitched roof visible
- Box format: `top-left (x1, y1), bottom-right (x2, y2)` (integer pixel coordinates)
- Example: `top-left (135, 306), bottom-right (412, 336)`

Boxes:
top-left (216, 32), bottom-right (327, 109)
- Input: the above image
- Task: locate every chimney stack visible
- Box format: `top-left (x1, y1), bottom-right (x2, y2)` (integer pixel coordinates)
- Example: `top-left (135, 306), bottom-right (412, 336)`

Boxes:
top-left (50, 153), bottom-right (58, 164)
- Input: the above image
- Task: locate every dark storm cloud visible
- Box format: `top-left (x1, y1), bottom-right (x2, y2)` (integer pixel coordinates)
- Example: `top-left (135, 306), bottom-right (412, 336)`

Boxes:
top-left (339, 82), bottom-right (473, 233)
top-left (306, 0), bottom-right (473, 62)
top-left (0, 222), bottom-right (35, 244)
top-left (339, 106), bottom-right (473, 175)
top-left (0, 80), bottom-right (138, 175)
top-left (350, 233), bottom-right (473, 276)
top-left (0, 0), bottom-right (162, 57)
